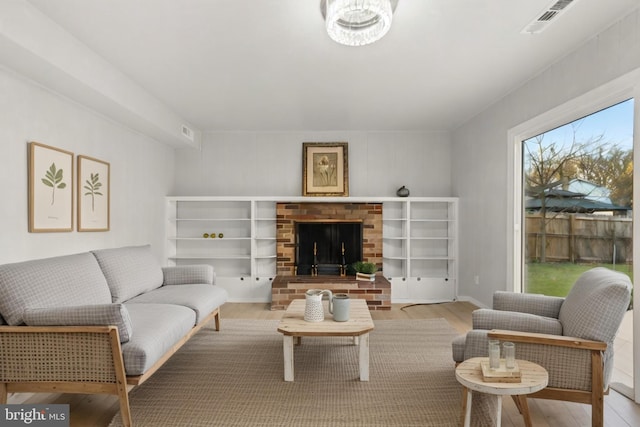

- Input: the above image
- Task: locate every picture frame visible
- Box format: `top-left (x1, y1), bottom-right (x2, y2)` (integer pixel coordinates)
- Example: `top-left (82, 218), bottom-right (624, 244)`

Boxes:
top-left (28, 142), bottom-right (74, 232)
top-left (77, 155), bottom-right (110, 232)
top-left (302, 142), bottom-right (349, 196)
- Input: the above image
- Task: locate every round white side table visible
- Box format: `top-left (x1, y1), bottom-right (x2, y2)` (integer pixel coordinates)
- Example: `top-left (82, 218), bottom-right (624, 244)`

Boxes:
top-left (455, 357), bottom-right (548, 427)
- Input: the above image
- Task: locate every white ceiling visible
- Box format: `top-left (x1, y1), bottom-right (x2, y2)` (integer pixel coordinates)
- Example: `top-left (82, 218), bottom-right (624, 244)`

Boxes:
top-left (26, 0), bottom-right (640, 132)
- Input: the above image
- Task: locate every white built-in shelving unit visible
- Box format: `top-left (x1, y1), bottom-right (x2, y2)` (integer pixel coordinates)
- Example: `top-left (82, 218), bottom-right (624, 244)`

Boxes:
top-left (166, 196), bottom-right (457, 303)
top-left (382, 198), bottom-right (458, 303)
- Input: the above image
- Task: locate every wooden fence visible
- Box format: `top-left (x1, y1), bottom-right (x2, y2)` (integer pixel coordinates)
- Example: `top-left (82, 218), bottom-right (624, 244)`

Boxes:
top-left (525, 213), bottom-right (632, 264)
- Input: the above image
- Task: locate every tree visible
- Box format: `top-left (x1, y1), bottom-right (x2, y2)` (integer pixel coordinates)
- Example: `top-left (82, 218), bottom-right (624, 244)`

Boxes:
top-left (577, 146), bottom-right (632, 207)
top-left (523, 124), bottom-right (610, 262)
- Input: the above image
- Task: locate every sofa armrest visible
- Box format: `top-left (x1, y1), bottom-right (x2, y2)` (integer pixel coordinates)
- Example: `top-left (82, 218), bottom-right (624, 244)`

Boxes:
top-left (493, 291), bottom-right (564, 318)
top-left (162, 265), bottom-right (215, 286)
top-left (23, 304), bottom-right (133, 343)
top-left (472, 309), bottom-right (563, 335)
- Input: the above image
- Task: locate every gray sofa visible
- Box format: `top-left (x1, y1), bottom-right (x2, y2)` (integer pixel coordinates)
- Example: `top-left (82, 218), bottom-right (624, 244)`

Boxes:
top-left (0, 245), bottom-right (228, 427)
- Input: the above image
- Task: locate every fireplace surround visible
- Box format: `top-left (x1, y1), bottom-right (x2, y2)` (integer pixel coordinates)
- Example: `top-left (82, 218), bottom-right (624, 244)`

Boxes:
top-left (272, 202), bottom-right (390, 310)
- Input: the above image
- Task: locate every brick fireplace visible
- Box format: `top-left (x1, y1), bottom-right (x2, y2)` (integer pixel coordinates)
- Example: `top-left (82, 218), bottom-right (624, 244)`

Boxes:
top-left (272, 202), bottom-right (390, 310)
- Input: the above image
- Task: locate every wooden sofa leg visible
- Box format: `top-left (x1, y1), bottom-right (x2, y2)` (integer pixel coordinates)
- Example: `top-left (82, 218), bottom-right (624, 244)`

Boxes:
top-left (214, 310), bottom-right (221, 331)
top-left (118, 393), bottom-right (132, 427)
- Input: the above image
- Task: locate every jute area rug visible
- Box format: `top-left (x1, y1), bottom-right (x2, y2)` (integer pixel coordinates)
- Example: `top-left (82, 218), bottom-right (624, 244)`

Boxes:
top-left (109, 318), bottom-right (494, 426)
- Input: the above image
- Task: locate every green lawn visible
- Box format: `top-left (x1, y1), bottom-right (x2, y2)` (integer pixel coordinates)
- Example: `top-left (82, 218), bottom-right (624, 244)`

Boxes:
top-left (526, 262), bottom-right (633, 297)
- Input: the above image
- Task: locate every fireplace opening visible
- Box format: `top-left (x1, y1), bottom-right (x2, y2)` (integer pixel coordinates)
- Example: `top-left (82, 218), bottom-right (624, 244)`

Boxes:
top-left (296, 222), bottom-right (362, 275)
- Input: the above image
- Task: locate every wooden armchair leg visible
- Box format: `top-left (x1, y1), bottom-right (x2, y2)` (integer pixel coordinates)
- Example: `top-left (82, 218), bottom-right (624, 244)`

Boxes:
top-left (591, 388), bottom-right (604, 427)
top-left (0, 383), bottom-right (7, 404)
top-left (591, 348), bottom-right (604, 427)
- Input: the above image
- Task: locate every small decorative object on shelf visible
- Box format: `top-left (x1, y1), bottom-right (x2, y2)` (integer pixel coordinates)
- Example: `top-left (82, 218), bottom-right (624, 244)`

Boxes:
top-left (396, 186), bottom-right (410, 197)
top-left (353, 261), bottom-right (377, 281)
top-left (210, 233), bottom-right (216, 238)
top-left (218, 233), bottom-right (224, 238)
top-left (203, 233), bottom-right (209, 238)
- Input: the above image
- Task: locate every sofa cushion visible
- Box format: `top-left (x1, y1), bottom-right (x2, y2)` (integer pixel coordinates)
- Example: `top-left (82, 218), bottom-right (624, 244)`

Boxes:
top-left (558, 267), bottom-right (632, 343)
top-left (0, 252), bottom-right (112, 325)
top-left (162, 265), bottom-right (215, 286)
top-left (23, 303), bottom-right (133, 343)
top-left (121, 303), bottom-right (196, 376)
top-left (92, 245), bottom-right (164, 303)
top-left (127, 284), bottom-right (228, 324)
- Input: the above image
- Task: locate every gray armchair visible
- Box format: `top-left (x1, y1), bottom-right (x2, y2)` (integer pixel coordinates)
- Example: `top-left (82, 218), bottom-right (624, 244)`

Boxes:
top-left (452, 267), bottom-right (632, 427)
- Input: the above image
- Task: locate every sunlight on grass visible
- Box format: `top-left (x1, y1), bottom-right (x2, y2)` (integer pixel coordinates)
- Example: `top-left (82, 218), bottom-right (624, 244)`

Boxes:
top-left (526, 262), bottom-right (633, 297)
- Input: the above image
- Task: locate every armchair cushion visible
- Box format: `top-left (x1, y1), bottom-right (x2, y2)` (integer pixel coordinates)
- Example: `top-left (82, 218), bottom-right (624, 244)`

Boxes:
top-left (558, 267), bottom-right (632, 343)
top-left (472, 309), bottom-right (563, 335)
top-left (493, 291), bottom-right (564, 318)
top-left (23, 303), bottom-right (133, 343)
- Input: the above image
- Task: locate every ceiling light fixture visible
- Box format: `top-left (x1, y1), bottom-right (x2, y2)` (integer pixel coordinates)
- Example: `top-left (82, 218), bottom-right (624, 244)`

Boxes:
top-left (321, 0), bottom-right (397, 47)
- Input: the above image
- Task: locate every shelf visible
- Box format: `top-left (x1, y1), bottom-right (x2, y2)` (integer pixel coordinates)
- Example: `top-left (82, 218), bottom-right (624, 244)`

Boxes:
top-left (168, 237), bottom-right (251, 241)
top-left (169, 255), bottom-right (251, 260)
top-left (174, 218), bottom-right (251, 221)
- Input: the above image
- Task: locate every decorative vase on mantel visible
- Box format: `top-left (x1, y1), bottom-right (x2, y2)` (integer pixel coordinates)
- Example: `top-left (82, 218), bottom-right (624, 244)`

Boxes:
top-left (396, 186), bottom-right (410, 197)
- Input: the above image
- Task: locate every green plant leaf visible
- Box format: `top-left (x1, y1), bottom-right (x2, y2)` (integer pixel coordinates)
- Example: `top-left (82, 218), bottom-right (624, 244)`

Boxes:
top-left (41, 179), bottom-right (54, 187)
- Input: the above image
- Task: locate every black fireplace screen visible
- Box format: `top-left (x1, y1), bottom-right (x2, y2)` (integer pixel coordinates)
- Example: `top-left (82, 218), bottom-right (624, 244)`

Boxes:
top-left (296, 222), bottom-right (363, 275)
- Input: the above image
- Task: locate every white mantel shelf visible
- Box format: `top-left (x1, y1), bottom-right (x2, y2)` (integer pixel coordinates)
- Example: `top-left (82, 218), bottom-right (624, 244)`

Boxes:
top-left (166, 196), bottom-right (458, 202)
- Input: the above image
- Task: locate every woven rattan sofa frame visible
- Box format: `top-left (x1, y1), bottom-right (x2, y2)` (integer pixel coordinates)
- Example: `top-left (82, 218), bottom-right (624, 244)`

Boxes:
top-left (0, 308), bottom-right (221, 427)
top-left (487, 329), bottom-right (608, 427)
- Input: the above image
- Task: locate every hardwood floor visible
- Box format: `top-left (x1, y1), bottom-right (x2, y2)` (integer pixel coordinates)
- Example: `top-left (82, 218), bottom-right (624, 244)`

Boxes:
top-left (8, 302), bottom-right (640, 426)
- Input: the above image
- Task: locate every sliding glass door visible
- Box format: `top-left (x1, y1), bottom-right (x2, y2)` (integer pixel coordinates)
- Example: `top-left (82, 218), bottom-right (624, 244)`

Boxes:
top-left (517, 98), bottom-right (635, 397)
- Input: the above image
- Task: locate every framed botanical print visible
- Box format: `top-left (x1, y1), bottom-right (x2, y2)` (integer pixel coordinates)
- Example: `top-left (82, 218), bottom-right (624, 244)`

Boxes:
top-left (28, 142), bottom-right (74, 232)
top-left (77, 155), bottom-right (110, 231)
top-left (302, 142), bottom-right (349, 196)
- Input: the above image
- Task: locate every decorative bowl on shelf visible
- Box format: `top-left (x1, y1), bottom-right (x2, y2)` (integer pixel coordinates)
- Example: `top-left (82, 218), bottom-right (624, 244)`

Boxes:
top-left (203, 233), bottom-right (209, 238)
top-left (218, 233), bottom-right (224, 238)
top-left (396, 186), bottom-right (410, 197)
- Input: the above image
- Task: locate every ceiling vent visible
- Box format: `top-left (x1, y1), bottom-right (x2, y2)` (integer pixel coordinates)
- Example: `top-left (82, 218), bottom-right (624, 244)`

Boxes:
top-left (181, 124), bottom-right (194, 141)
top-left (521, 0), bottom-right (577, 34)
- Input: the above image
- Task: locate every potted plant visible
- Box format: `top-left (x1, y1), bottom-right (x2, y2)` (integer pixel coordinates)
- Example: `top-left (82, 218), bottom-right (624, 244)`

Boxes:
top-left (352, 261), bottom-right (378, 281)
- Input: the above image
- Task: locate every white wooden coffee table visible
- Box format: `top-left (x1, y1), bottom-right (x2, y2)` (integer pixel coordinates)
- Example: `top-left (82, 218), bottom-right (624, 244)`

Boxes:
top-left (277, 298), bottom-right (374, 382)
top-left (455, 357), bottom-right (548, 427)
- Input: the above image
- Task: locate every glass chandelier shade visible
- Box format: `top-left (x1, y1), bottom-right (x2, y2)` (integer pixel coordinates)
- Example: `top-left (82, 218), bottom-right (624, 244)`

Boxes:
top-left (325, 0), bottom-right (393, 47)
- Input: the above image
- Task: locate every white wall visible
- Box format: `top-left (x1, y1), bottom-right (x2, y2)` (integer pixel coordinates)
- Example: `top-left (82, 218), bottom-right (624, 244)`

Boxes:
top-left (0, 66), bottom-right (175, 264)
top-left (452, 9), bottom-right (640, 306)
top-left (174, 131), bottom-right (452, 197)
